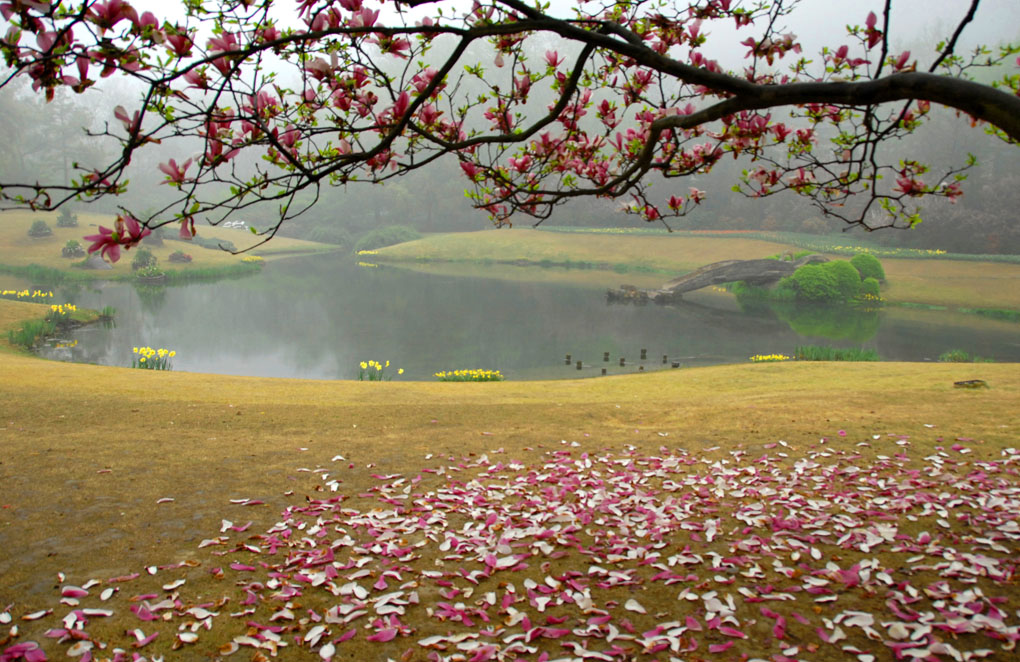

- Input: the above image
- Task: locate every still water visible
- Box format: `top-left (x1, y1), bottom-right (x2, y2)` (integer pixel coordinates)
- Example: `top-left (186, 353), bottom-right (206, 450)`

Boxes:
top-left (41, 254), bottom-right (1020, 380)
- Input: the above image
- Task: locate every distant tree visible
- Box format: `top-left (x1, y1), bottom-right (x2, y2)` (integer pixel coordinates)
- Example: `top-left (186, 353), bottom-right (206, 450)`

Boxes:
top-left (0, 0), bottom-right (1017, 261)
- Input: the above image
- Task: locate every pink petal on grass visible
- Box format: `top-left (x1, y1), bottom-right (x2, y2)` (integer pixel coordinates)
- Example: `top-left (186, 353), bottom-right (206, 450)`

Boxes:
top-left (336, 628), bottom-right (357, 643)
top-left (709, 641), bottom-right (735, 653)
top-left (3, 642), bottom-right (47, 662)
top-left (61, 587), bottom-right (89, 599)
top-left (718, 626), bottom-right (747, 639)
top-left (366, 628), bottom-right (398, 642)
top-left (132, 631), bottom-right (159, 648)
top-left (129, 605), bottom-right (157, 622)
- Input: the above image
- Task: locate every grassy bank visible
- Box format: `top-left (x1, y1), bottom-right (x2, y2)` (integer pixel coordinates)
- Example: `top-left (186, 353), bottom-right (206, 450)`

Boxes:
top-left (1, 298), bottom-right (1019, 661)
top-left (375, 229), bottom-right (1020, 311)
top-left (0, 210), bottom-right (335, 283)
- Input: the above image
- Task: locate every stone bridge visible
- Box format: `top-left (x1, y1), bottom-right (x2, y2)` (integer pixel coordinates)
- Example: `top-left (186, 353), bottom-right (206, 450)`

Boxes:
top-left (607, 254), bottom-right (828, 304)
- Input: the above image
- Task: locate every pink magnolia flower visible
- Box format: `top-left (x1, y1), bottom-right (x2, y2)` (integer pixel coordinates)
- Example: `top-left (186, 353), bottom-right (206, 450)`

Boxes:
top-left (165, 29), bottom-right (193, 57)
top-left (544, 50), bottom-right (563, 68)
top-left (207, 31), bottom-right (238, 53)
top-left (179, 216), bottom-right (195, 239)
top-left (894, 174), bottom-right (925, 196)
top-left (260, 25), bottom-right (281, 42)
top-left (113, 105), bottom-right (141, 133)
top-left (83, 214), bottom-right (150, 263)
top-left (891, 50), bottom-right (912, 71)
top-left (865, 11), bottom-right (882, 49)
top-left (88, 0), bottom-right (139, 33)
top-left (460, 161), bottom-right (483, 179)
top-left (349, 7), bottom-right (379, 28)
top-left (157, 158), bottom-right (191, 185)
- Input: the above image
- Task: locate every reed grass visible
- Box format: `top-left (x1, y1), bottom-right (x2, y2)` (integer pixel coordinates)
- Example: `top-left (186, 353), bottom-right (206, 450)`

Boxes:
top-left (794, 345), bottom-right (881, 361)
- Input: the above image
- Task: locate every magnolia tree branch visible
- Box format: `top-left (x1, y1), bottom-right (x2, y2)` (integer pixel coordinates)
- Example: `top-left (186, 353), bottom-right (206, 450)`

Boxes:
top-left (0, 0), bottom-right (1017, 259)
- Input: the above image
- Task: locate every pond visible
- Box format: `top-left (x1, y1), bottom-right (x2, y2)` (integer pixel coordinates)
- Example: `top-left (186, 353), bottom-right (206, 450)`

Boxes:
top-left (39, 253), bottom-right (1020, 380)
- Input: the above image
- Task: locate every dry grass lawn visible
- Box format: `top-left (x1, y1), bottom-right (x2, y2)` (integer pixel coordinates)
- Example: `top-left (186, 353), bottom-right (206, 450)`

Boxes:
top-left (0, 210), bottom-right (332, 276)
top-left (1, 299), bottom-right (1018, 661)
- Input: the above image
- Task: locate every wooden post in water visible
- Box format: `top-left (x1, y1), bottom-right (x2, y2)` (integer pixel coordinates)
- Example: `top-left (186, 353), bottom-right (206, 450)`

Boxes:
top-left (565, 354), bottom-right (571, 365)
top-left (601, 368), bottom-right (607, 376)
top-left (662, 354), bottom-right (668, 364)
top-left (576, 360), bottom-right (582, 370)
top-left (603, 352), bottom-right (610, 362)
top-left (640, 348), bottom-right (647, 359)
top-left (619, 358), bottom-right (626, 366)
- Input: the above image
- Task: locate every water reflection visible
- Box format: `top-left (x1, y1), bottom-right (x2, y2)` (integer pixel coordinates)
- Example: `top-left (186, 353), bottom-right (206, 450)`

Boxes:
top-left (37, 254), bottom-right (1020, 380)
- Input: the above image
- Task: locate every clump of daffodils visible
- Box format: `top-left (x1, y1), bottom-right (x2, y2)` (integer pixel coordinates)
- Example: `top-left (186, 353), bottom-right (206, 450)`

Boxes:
top-left (749, 353), bottom-right (792, 363)
top-left (46, 303), bottom-right (77, 323)
top-left (358, 359), bottom-right (403, 381)
top-left (1, 289), bottom-right (53, 300)
top-left (435, 369), bottom-right (505, 382)
top-left (132, 346), bottom-right (176, 371)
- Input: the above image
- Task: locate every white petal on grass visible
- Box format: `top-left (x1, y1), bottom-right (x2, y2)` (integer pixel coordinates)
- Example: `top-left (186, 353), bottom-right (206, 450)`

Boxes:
top-left (624, 599), bottom-right (647, 614)
top-left (67, 641), bottom-right (94, 657)
top-left (22, 610), bottom-right (51, 621)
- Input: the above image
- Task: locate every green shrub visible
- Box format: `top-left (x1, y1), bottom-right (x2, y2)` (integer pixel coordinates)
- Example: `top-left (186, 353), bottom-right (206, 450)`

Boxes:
top-left (860, 277), bottom-right (880, 298)
top-left (136, 264), bottom-right (165, 279)
top-left (795, 345), bottom-right (880, 361)
top-left (185, 234), bottom-right (237, 252)
top-left (28, 219), bottom-right (53, 237)
top-left (131, 248), bottom-right (156, 271)
top-left (56, 208), bottom-right (78, 228)
top-left (307, 225), bottom-right (353, 248)
top-left (788, 263), bottom-right (840, 302)
top-left (8, 318), bottom-right (56, 349)
top-left (938, 349), bottom-right (971, 362)
top-left (62, 240), bottom-right (86, 258)
top-left (958, 307), bottom-right (1020, 323)
top-left (823, 260), bottom-right (862, 302)
top-left (850, 253), bottom-right (885, 281)
top-left (354, 225), bottom-right (422, 252)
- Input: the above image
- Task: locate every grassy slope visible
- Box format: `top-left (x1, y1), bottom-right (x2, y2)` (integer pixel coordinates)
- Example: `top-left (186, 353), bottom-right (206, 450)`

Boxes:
top-left (0, 210), bottom-right (334, 277)
top-left (2, 324), bottom-right (1017, 596)
top-left (375, 229), bottom-right (795, 274)
top-left (376, 230), bottom-right (1020, 309)
top-left (1, 300), bottom-right (1018, 661)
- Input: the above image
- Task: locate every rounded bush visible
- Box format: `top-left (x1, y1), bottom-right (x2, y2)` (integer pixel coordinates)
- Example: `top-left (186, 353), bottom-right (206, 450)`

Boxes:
top-left (860, 277), bottom-right (880, 298)
top-left (789, 263), bottom-right (840, 302)
top-left (823, 260), bottom-right (862, 302)
top-left (131, 247), bottom-right (157, 271)
top-left (850, 253), bottom-right (885, 281)
top-left (62, 240), bottom-right (85, 258)
top-left (307, 225), bottom-right (353, 248)
top-left (354, 225), bottom-right (422, 252)
top-left (56, 208), bottom-right (78, 228)
top-left (28, 219), bottom-right (53, 237)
